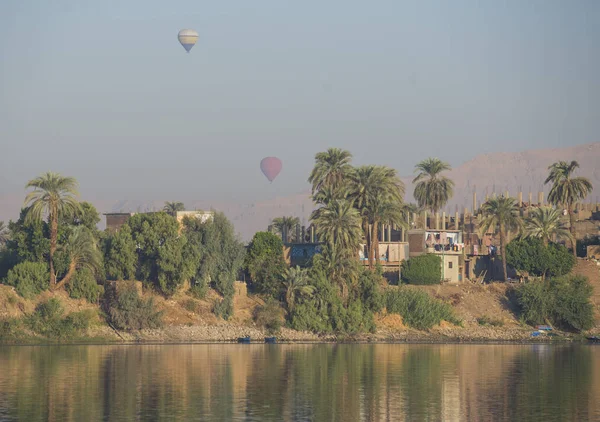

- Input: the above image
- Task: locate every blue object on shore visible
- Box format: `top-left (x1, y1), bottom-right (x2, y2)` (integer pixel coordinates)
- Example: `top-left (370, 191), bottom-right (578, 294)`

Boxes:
top-left (531, 332), bottom-right (541, 337)
top-left (237, 337), bottom-right (251, 343)
top-left (264, 337), bottom-right (277, 344)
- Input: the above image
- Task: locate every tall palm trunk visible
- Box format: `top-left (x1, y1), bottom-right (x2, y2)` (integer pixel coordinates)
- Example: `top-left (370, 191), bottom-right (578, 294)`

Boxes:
top-left (49, 210), bottom-right (58, 285)
top-left (568, 203), bottom-right (577, 258)
top-left (54, 260), bottom-right (76, 291)
top-left (372, 219), bottom-right (380, 266)
top-left (362, 219), bottom-right (372, 269)
top-left (499, 225), bottom-right (508, 282)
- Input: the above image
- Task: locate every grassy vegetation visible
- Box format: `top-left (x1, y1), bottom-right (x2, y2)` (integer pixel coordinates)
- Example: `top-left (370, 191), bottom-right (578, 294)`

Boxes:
top-left (0, 297), bottom-right (97, 343)
top-left (102, 282), bottom-right (164, 331)
top-left (514, 275), bottom-right (594, 332)
top-left (385, 288), bottom-right (461, 330)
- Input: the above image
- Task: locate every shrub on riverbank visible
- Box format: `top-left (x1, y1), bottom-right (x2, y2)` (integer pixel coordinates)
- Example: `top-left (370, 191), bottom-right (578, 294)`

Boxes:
top-left (253, 299), bottom-right (283, 334)
top-left (103, 282), bottom-right (163, 330)
top-left (66, 268), bottom-right (104, 303)
top-left (5, 261), bottom-right (49, 299)
top-left (26, 298), bottom-right (95, 339)
top-left (385, 288), bottom-right (461, 330)
top-left (515, 275), bottom-right (594, 332)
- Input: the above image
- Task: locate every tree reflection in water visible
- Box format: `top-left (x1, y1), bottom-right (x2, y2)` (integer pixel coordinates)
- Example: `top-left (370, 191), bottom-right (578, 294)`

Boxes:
top-left (0, 344), bottom-right (597, 421)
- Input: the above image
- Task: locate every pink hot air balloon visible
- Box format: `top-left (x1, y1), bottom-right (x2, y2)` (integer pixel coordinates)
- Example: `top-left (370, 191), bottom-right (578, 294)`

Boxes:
top-left (260, 157), bottom-right (282, 182)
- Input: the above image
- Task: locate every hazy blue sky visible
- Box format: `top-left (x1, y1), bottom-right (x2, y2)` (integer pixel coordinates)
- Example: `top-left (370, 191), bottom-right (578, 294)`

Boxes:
top-left (1, 0), bottom-right (599, 203)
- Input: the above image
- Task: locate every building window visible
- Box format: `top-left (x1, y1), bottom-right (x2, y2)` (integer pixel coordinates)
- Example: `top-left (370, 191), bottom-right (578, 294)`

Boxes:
top-left (448, 261), bottom-right (453, 269)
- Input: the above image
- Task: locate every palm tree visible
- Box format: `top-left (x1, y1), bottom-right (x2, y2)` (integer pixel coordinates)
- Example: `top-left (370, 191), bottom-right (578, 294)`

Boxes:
top-left (348, 165), bottom-right (381, 267)
top-left (0, 221), bottom-right (9, 248)
top-left (545, 160), bottom-right (593, 257)
top-left (308, 148), bottom-right (353, 196)
top-left (349, 165), bottom-right (405, 267)
top-left (311, 199), bottom-right (362, 256)
top-left (163, 201), bottom-right (185, 217)
top-left (271, 216), bottom-right (301, 242)
top-left (413, 158), bottom-right (454, 213)
top-left (54, 226), bottom-right (103, 290)
top-left (478, 196), bottom-right (523, 282)
top-left (525, 206), bottom-right (574, 246)
top-left (24, 172), bottom-right (80, 285)
top-left (311, 243), bottom-right (359, 301)
top-left (282, 266), bottom-right (315, 312)
top-left (369, 197), bottom-right (407, 266)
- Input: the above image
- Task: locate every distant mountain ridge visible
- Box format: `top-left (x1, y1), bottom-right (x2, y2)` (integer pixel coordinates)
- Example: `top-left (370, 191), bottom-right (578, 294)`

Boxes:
top-left (1, 143), bottom-right (599, 241)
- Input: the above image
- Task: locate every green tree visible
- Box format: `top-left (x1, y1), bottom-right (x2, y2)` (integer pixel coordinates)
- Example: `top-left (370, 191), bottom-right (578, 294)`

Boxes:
top-left (271, 216), bottom-right (301, 242)
top-left (545, 160), bottom-right (593, 257)
top-left (478, 196), bottom-right (523, 282)
top-left (525, 206), bottom-right (573, 246)
top-left (244, 231), bottom-right (288, 298)
top-left (156, 234), bottom-right (196, 295)
top-left (163, 201), bottom-right (185, 217)
top-left (506, 237), bottom-right (575, 280)
top-left (103, 225), bottom-right (137, 280)
top-left (55, 227), bottom-right (103, 290)
top-left (283, 266), bottom-right (314, 313)
top-left (183, 212), bottom-right (245, 319)
top-left (413, 158), bottom-right (454, 213)
top-left (70, 201), bottom-right (101, 233)
top-left (308, 148), bottom-right (353, 196)
top-left (126, 212), bottom-right (181, 287)
top-left (23, 172), bottom-right (81, 286)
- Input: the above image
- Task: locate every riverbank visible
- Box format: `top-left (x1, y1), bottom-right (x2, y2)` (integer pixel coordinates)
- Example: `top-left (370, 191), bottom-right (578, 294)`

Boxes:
top-left (2, 260), bottom-right (599, 345)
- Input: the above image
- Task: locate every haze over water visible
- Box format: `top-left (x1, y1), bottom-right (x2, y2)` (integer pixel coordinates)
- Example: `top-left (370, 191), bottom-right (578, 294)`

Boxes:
top-left (0, 344), bottom-right (598, 421)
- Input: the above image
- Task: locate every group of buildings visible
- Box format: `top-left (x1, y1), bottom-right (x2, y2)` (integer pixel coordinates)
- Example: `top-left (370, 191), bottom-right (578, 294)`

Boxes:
top-left (284, 191), bottom-right (600, 284)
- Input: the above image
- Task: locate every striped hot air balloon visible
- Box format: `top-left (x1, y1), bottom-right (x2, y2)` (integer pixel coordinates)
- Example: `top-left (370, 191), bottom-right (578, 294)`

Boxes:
top-left (178, 29), bottom-right (198, 53)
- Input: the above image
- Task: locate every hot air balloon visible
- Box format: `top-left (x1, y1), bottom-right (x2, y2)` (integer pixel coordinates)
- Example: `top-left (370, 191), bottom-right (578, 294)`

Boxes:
top-left (178, 29), bottom-right (198, 53)
top-left (260, 157), bottom-right (282, 182)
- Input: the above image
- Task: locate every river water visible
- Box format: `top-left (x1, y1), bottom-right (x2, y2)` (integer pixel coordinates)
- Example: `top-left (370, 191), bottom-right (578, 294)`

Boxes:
top-left (0, 344), bottom-right (598, 421)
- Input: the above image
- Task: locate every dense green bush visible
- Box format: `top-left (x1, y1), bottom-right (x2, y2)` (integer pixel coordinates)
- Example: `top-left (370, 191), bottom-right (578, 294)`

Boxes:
top-left (184, 212), bottom-right (245, 319)
top-left (26, 298), bottom-right (95, 338)
top-left (244, 232), bottom-right (287, 298)
top-left (358, 269), bottom-right (385, 313)
top-left (506, 237), bottom-right (575, 278)
top-left (515, 275), bottom-right (594, 332)
top-left (67, 268), bottom-right (104, 303)
top-left (253, 299), bottom-right (283, 334)
top-left (385, 288), bottom-right (461, 330)
top-left (288, 268), bottom-right (377, 335)
top-left (212, 296), bottom-right (234, 320)
top-left (401, 254), bottom-right (441, 285)
top-left (5, 261), bottom-right (49, 299)
top-left (103, 225), bottom-right (137, 280)
top-left (103, 282), bottom-right (164, 330)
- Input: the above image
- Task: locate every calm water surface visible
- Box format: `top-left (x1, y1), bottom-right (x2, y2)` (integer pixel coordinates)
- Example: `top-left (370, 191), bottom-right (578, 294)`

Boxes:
top-left (0, 344), bottom-right (598, 421)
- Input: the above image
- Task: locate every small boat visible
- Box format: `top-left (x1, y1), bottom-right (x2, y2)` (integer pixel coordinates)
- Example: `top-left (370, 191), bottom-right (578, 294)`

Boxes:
top-left (264, 337), bottom-right (277, 344)
top-left (237, 336), bottom-right (251, 343)
top-left (586, 336), bottom-right (600, 343)
top-left (536, 325), bottom-right (553, 331)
